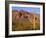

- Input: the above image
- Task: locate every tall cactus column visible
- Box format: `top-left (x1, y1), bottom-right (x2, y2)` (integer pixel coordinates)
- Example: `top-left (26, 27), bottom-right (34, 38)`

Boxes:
top-left (33, 15), bottom-right (35, 30)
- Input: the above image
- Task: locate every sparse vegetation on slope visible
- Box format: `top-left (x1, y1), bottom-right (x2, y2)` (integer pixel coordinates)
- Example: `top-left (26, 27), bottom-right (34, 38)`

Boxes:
top-left (12, 10), bottom-right (40, 31)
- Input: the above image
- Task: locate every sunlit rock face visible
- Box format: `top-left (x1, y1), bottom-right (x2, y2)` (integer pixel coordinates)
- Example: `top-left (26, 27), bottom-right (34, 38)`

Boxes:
top-left (12, 10), bottom-right (39, 21)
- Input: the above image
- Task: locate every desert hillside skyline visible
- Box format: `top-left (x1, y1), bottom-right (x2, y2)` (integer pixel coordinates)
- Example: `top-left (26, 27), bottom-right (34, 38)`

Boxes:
top-left (12, 7), bottom-right (40, 14)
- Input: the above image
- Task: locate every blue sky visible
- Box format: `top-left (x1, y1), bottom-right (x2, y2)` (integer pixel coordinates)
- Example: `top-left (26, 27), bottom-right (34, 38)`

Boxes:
top-left (12, 7), bottom-right (40, 14)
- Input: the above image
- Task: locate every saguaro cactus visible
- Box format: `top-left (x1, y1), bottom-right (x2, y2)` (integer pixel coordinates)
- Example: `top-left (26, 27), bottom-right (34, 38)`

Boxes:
top-left (33, 15), bottom-right (35, 30)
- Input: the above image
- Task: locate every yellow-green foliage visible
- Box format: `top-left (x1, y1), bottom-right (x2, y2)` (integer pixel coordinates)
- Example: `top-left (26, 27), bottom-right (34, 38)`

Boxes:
top-left (12, 18), bottom-right (40, 31)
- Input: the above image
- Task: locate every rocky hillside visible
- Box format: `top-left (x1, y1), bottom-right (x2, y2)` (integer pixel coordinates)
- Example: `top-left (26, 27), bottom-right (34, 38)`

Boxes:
top-left (12, 10), bottom-right (40, 31)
